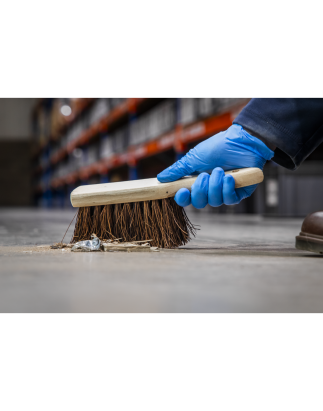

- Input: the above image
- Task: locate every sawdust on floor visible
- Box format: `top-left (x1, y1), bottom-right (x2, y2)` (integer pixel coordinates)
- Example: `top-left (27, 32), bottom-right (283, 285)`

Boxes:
top-left (0, 245), bottom-right (70, 256)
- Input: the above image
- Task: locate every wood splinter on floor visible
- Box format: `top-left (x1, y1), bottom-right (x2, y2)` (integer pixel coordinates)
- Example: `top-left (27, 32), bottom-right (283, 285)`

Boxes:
top-left (50, 243), bottom-right (73, 249)
top-left (101, 239), bottom-right (159, 252)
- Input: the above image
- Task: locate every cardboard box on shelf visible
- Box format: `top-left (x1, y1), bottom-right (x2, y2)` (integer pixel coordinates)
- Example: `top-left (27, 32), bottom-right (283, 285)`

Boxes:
top-left (88, 99), bottom-right (110, 126)
top-left (100, 135), bottom-right (115, 159)
top-left (83, 143), bottom-right (100, 166)
top-left (180, 98), bottom-right (197, 126)
top-left (68, 148), bottom-right (84, 172)
top-left (214, 98), bottom-right (246, 114)
top-left (196, 98), bottom-right (215, 118)
top-left (110, 98), bottom-right (126, 108)
top-left (129, 100), bottom-right (176, 146)
top-left (112, 126), bottom-right (128, 153)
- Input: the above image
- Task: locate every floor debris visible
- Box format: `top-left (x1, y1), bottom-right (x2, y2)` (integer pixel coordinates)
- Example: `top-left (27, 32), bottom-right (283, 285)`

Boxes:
top-left (68, 233), bottom-right (160, 252)
top-left (50, 243), bottom-right (73, 249)
top-left (102, 240), bottom-right (159, 252)
top-left (71, 234), bottom-right (101, 252)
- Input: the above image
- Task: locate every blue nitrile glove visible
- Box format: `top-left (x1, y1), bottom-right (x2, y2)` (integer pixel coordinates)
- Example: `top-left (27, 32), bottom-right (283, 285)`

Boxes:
top-left (157, 124), bottom-right (274, 208)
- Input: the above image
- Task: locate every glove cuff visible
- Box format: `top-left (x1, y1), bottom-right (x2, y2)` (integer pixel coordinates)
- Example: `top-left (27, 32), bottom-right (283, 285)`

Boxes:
top-left (233, 124), bottom-right (275, 161)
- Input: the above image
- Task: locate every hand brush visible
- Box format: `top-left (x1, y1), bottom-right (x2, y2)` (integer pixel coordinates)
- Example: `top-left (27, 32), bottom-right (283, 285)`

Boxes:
top-left (70, 167), bottom-right (264, 248)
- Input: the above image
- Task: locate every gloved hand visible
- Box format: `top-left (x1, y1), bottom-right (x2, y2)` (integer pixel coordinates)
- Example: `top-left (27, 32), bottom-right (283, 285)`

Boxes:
top-left (157, 124), bottom-right (274, 208)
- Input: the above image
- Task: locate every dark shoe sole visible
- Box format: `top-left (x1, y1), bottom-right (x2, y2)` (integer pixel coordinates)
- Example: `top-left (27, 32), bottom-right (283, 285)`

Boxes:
top-left (295, 232), bottom-right (323, 254)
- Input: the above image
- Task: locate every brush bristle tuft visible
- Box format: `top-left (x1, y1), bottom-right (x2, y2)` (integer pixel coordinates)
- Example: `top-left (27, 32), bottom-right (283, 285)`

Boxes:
top-left (71, 198), bottom-right (196, 248)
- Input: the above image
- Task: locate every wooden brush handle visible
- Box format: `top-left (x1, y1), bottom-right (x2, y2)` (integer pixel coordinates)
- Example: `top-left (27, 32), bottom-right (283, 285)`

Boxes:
top-left (71, 167), bottom-right (264, 207)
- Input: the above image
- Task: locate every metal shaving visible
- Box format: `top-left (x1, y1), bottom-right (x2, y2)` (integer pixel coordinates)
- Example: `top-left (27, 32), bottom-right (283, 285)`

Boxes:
top-left (71, 234), bottom-right (101, 252)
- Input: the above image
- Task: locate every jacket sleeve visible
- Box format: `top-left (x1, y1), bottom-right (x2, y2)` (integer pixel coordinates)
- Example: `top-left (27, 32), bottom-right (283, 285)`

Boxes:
top-left (233, 98), bottom-right (323, 170)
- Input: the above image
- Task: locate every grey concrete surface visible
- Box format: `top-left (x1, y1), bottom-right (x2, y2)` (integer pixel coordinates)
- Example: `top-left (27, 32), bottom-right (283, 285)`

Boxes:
top-left (0, 208), bottom-right (322, 312)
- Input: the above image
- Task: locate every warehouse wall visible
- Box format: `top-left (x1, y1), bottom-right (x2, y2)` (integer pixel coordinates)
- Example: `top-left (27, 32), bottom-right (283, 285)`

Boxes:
top-left (0, 98), bottom-right (35, 140)
top-left (0, 98), bottom-right (36, 206)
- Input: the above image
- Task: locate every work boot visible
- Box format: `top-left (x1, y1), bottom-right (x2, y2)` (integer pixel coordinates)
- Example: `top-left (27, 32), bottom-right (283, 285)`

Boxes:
top-left (295, 211), bottom-right (323, 254)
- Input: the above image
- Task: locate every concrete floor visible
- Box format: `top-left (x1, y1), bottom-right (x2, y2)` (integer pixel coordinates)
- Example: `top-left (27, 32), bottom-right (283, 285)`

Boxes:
top-left (0, 208), bottom-right (322, 312)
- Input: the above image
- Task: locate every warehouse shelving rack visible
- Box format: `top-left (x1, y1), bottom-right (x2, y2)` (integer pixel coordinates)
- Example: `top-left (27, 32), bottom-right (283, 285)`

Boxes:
top-left (32, 98), bottom-right (95, 157)
top-left (32, 98), bottom-right (249, 208)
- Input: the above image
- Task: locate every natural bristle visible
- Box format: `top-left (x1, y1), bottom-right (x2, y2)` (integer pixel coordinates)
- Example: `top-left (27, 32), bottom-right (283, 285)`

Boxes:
top-left (71, 198), bottom-right (196, 248)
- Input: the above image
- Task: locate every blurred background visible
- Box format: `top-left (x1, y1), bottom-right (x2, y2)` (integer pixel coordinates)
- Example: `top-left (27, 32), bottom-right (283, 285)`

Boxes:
top-left (1, 97), bottom-right (323, 216)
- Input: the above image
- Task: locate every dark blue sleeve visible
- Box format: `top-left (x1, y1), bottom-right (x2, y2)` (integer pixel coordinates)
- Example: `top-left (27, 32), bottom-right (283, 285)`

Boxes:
top-left (233, 98), bottom-right (323, 170)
